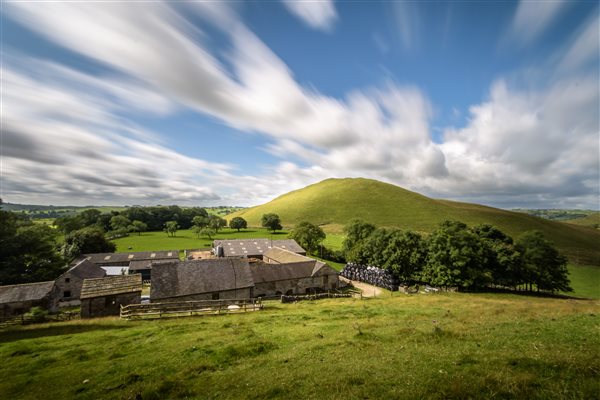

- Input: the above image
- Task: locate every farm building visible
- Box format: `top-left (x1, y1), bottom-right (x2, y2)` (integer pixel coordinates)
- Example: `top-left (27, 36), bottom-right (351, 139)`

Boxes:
top-left (80, 274), bottom-right (142, 318)
top-left (85, 250), bottom-right (179, 280)
top-left (55, 258), bottom-right (106, 306)
top-left (213, 239), bottom-right (305, 258)
top-left (0, 281), bottom-right (60, 318)
top-left (251, 248), bottom-right (340, 296)
top-left (151, 258), bottom-right (254, 302)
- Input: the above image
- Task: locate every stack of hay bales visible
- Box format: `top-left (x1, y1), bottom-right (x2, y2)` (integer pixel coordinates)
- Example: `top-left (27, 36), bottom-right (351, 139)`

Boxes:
top-left (340, 263), bottom-right (399, 291)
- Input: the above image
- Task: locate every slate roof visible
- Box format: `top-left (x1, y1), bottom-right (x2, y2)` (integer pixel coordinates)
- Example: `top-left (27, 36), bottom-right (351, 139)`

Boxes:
top-left (151, 258), bottom-right (254, 300)
top-left (263, 247), bottom-right (313, 264)
top-left (61, 259), bottom-right (106, 280)
top-left (85, 250), bottom-right (179, 266)
top-left (250, 258), bottom-right (338, 284)
top-left (80, 274), bottom-right (142, 299)
top-left (0, 281), bottom-right (56, 304)
top-left (213, 239), bottom-right (305, 257)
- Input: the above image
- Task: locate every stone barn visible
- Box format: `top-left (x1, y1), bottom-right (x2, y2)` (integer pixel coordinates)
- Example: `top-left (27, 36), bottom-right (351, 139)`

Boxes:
top-left (213, 239), bottom-right (305, 259)
top-left (250, 247), bottom-right (340, 297)
top-left (151, 258), bottom-right (254, 302)
top-left (80, 274), bottom-right (142, 318)
top-left (55, 258), bottom-right (106, 306)
top-left (0, 281), bottom-right (60, 318)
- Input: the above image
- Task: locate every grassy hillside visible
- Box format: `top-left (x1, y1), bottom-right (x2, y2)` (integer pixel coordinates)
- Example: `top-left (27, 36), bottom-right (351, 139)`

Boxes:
top-left (1, 294), bottom-right (598, 400)
top-left (228, 178), bottom-right (600, 265)
top-left (563, 212), bottom-right (600, 229)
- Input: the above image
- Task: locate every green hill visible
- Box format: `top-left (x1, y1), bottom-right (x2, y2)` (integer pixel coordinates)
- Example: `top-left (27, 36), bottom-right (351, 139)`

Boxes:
top-left (563, 212), bottom-right (600, 229)
top-left (229, 178), bottom-right (600, 265)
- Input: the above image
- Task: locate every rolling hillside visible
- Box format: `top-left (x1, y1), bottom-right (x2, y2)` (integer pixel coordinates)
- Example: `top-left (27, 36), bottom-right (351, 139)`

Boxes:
top-left (563, 212), bottom-right (600, 229)
top-left (229, 178), bottom-right (600, 265)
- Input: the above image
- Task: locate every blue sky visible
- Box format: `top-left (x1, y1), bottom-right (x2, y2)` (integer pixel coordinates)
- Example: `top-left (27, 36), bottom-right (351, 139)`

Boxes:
top-left (1, 1), bottom-right (598, 209)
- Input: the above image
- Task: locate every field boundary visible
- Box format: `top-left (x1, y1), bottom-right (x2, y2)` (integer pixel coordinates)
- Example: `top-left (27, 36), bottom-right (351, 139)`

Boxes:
top-left (120, 299), bottom-right (263, 320)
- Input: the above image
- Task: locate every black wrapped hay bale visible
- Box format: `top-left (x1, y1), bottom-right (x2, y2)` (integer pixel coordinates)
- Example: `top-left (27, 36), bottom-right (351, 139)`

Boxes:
top-left (340, 263), bottom-right (399, 291)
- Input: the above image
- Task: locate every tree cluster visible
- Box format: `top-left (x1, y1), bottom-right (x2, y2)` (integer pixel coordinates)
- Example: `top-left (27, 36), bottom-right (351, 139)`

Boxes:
top-left (0, 204), bottom-right (66, 285)
top-left (342, 219), bottom-right (571, 293)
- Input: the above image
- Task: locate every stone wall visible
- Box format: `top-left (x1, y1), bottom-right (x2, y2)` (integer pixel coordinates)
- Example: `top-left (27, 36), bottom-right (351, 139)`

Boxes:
top-left (151, 287), bottom-right (252, 303)
top-left (81, 292), bottom-right (141, 318)
top-left (253, 276), bottom-right (339, 297)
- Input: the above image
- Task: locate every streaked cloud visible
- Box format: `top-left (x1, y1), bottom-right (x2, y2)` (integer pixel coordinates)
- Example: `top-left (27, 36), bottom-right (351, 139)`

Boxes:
top-left (282, 0), bottom-right (338, 31)
top-left (510, 0), bottom-right (568, 45)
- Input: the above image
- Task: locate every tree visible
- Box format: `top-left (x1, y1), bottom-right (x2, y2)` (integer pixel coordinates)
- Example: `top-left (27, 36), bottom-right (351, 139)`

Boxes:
top-left (342, 219), bottom-right (376, 257)
top-left (110, 215), bottom-right (131, 231)
top-left (200, 227), bottom-right (216, 240)
top-left (78, 209), bottom-right (102, 227)
top-left (290, 221), bottom-right (326, 254)
top-left (164, 221), bottom-right (179, 237)
top-left (421, 221), bottom-right (490, 289)
top-left (61, 226), bottom-right (116, 260)
top-left (515, 231), bottom-right (571, 293)
top-left (130, 220), bottom-right (148, 236)
top-left (208, 216), bottom-right (227, 232)
top-left (192, 215), bottom-right (209, 228)
top-left (382, 230), bottom-right (426, 283)
top-left (261, 213), bottom-right (282, 233)
top-left (0, 211), bottom-right (67, 285)
top-left (229, 217), bottom-right (247, 232)
top-left (471, 224), bottom-right (521, 289)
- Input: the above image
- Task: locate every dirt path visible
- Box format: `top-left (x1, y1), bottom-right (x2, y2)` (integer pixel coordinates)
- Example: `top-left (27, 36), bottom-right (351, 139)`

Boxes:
top-left (340, 276), bottom-right (382, 297)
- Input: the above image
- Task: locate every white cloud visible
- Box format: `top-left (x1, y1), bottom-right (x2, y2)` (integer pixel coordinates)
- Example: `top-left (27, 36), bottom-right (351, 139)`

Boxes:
top-left (282, 0), bottom-right (337, 32)
top-left (391, 2), bottom-right (419, 50)
top-left (558, 14), bottom-right (600, 72)
top-left (510, 0), bottom-right (568, 45)
top-left (2, 2), bottom-right (598, 209)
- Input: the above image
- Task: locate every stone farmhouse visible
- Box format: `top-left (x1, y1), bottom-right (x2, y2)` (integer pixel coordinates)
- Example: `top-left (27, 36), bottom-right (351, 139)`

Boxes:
top-left (151, 258), bottom-right (254, 302)
top-left (55, 258), bottom-right (106, 306)
top-left (251, 247), bottom-right (339, 296)
top-left (0, 281), bottom-right (60, 318)
top-left (151, 246), bottom-right (339, 301)
top-left (213, 239), bottom-right (305, 258)
top-left (80, 274), bottom-right (142, 318)
top-left (85, 250), bottom-right (179, 280)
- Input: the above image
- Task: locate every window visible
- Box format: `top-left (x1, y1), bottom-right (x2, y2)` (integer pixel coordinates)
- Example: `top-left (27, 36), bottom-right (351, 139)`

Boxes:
top-left (65, 278), bottom-right (70, 283)
top-left (211, 293), bottom-right (219, 300)
top-left (63, 290), bottom-right (71, 298)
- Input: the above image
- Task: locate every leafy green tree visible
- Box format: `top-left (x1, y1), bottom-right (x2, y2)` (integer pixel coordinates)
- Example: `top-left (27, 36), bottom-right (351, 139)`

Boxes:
top-left (200, 227), bottom-right (216, 240)
top-left (0, 212), bottom-right (67, 285)
top-left (53, 215), bottom-right (85, 234)
top-left (382, 230), bottom-right (426, 282)
top-left (229, 217), bottom-right (248, 232)
top-left (421, 221), bottom-right (490, 289)
top-left (61, 226), bottom-right (116, 259)
top-left (261, 213), bottom-right (282, 233)
top-left (110, 215), bottom-right (131, 231)
top-left (164, 221), bottom-right (179, 237)
top-left (209, 216), bottom-right (227, 232)
top-left (78, 209), bottom-right (102, 227)
top-left (347, 227), bottom-right (391, 266)
top-left (342, 219), bottom-right (376, 257)
top-left (471, 224), bottom-right (521, 289)
top-left (130, 220), bottom-right (148, 236)
top-left (515, 231), bottom-right (571, 293)
top-left (192, 215), bottom-right (209, 228)
top-left (290, 221), bottom-right (326, 254)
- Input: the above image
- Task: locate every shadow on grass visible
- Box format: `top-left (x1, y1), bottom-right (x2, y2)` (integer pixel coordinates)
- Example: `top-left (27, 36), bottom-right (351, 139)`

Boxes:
top-left (0, 323), bottom-right (130, 343)
top-left (465, 287), bottom-right (594, 300)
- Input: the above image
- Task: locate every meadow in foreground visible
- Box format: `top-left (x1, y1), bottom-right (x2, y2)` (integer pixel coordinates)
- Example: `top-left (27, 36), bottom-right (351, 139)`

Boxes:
top-left (1, 293), bottom-right (598, 399)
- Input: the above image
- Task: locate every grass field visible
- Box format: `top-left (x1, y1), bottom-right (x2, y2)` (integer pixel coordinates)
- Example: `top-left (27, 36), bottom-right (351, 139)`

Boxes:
top-left (566, 265), bottom-right (600, 299)
top-left (0, 293), bottom-right (598, 399)
top-left (113, 228), bottom-right (295, 253)
top-left (228, 178), bottom-right (600, 266)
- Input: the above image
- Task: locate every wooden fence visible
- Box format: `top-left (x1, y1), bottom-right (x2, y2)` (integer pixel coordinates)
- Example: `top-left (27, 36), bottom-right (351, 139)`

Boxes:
top-left (120, 298), bottom-right (263, 320)
top-left (0, 311), bottom-right (79, 329)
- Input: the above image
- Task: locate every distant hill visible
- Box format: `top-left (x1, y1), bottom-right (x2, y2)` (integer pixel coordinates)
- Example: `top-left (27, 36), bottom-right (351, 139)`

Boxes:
top-left (562, 212), bottom-right (600, 229)
top-left (228, 178), bottom-right (600, 266)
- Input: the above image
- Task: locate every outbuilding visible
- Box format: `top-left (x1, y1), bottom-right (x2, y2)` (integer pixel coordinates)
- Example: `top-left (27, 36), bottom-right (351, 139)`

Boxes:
top-left (55, 258), bottom-right (106, 306)
top-left (151, 258), bottom-right (254, 302)
top-left (213, 239), bottom-right (305, 259)
top-left (80, 274), bottom-right (142, 318)
top-left (0, 281), bottom-right (60, 318)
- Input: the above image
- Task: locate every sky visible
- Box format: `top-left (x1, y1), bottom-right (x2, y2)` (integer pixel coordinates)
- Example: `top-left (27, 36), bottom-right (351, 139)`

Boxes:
top-left (1, 1), bottom-right (599, 209)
